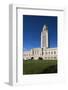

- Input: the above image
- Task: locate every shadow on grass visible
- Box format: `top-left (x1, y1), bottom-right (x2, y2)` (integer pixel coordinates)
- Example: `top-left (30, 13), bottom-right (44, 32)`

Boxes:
top-left (40, 64), bottom-right (57, 74)
top-left (23, 64), bottom-right (57, 75)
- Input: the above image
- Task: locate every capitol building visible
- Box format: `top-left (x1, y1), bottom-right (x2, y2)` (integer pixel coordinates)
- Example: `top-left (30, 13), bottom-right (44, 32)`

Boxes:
top-left (23, 25), bottom-right (57, 60)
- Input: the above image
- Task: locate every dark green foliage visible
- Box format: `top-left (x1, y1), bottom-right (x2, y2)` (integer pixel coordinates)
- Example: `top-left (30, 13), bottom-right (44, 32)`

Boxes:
top-left (31, 57), bottom-right (34, 60)
top-left (38, 57), bottom-right (43, 60)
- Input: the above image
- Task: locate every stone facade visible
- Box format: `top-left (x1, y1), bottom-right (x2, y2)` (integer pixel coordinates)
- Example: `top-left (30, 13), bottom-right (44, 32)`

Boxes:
top-left (23, 25), bottom-right (57, 60)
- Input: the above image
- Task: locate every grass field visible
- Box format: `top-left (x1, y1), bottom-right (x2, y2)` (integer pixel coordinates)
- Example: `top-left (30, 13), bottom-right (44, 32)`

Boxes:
top-left (23, 60), bottom-right (57, 75)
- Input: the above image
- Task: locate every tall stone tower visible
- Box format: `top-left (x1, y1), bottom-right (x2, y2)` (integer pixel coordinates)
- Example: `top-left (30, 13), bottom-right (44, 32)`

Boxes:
top-left (41, 25), bottom-right (48, 48)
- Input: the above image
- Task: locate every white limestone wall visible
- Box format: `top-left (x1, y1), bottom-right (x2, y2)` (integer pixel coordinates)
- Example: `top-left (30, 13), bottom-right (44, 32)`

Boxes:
top-left (23, 50), bottom-right (32, 60)
top-left (23, 48), bottom-right (57, 60)
top-left (42, 48), bottom-right (57, 60)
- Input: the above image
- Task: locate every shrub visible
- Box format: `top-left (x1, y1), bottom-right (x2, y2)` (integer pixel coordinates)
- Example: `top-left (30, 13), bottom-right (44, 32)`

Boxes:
top-left (31, 57), bottom-right (34, 60)
top-left (38, 57), bottom-right (43, 60)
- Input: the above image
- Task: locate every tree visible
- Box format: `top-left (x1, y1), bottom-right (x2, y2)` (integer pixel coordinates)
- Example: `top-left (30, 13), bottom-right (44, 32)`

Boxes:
top-left (38, 57), bottom-right (43, 60)
top-left (31, 57), bottom-right (34, 60)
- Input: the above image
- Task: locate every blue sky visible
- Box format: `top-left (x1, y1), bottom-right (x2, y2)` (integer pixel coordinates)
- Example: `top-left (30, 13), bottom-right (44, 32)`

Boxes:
top-left (23, 15), bottom-right (57, 51)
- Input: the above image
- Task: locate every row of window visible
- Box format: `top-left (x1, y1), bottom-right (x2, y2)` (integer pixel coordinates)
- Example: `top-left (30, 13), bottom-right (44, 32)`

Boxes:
top-left (44, 57), bottom-right (57, 59)
top-left (24, 51), bottom-right (56, 56)
top-left (32, 51), bottom-right (56, 55)
top-left (43, 51), bottom-right (56, 55)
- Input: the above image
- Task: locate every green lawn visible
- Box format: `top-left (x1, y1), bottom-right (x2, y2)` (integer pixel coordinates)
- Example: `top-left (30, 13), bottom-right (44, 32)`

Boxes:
top-left (23, 60), bottom-right (57, 75)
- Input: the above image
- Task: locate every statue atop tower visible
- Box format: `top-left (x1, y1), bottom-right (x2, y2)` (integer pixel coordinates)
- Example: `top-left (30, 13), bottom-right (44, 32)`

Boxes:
top-left (43, 25), bottom-right (48, 31)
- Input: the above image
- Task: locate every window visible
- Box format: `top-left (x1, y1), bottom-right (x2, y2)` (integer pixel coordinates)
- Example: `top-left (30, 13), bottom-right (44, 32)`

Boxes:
top-left (32, 50), bottom-right (34, 55)
top-left (54, 57), bottom-right (56, 59)
top-left (46, 52), bottom-right (47, 54)
top-left (54, 51), bottom-right (56, 54)
top-left (49, 51), bottom-right (50, 54)
top-left (45, 57), bottom-right (47, 59)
